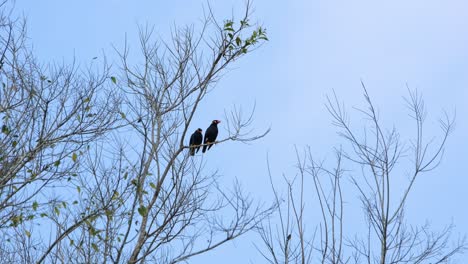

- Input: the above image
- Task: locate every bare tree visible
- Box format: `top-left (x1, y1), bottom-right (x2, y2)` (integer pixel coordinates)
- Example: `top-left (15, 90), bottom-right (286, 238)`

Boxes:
top-left (259, 85), bottom-right (466, 264)
top-left (0, 2), bottom-right (119, 261)
top-left (1, 1), bottom-right (275, 264)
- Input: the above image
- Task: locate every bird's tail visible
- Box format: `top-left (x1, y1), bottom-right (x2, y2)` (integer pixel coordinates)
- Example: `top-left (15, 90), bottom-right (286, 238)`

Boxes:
top-left (202, 144), bottom-right (208, 153)
top-left (208, 143), bottom-right (214, 150)
top-left (189, 147), bottom-right (195, 156)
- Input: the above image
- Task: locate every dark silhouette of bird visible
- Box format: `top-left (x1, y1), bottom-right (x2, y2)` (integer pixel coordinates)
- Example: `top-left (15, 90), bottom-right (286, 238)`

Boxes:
top-left (202, 120), bottom-right (221, 153)
top-left (189, 128), bottom-right (203, 156)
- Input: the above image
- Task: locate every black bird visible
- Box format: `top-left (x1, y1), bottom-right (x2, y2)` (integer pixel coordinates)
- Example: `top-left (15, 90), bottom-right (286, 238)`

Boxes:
top-left (202, 120), bottom-right (221, 153)
top-left (189, 128), bottom-right (203, 156)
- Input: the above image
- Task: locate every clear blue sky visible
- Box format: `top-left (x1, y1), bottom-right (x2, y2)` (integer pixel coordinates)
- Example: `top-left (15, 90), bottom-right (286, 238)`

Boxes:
top-left (14, 0), bottom-right (468, 262)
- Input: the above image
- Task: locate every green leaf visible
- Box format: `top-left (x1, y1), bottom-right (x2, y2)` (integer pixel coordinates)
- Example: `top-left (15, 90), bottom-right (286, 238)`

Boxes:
top-left (54, 160), bottom-right (61, 167)
top-left (77, 186), bottom-right (81, 193)
top-left (91, 243), bottom-right (99, 252)
top-left (112, 191), bottom-right (119, 200)
top-left (40, 213), bottom-right (48, 218)
top-left (12, 141), bottom-right (17, 147)
top-left (54, 207), bottom-right (60, 216)
top-left (10, 215), bottom-right (23, 227)
top-left (240, 19), bottom-right (249, 27)
top-left (32, 201), bottom-right (38, 211)
top-left (120, 112), bottom-right (126, 119)
top-left (25, 230), bottom-right (31, 237)
top-left (72, 153), bottom-right (78, 162)
top-left (224, 20), bottom-right (234, 31)
top-left (138, 205), bottom-right (147, 217)
top-left (110, 76), bottom-right (117, 84)
top-left (1, 124), bottom-right (9, 134)
top-left (252, 30), bottom-right (258, 39)
top-left (89, 226), bottom-right (98, 236)
top-left (235, 37), bottom-right (242, 46)
top-left (149, 182), bottom-right (156, 189)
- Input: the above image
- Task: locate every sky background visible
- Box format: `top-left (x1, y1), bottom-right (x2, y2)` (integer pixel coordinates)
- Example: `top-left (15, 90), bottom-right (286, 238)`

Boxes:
top-left (13, 0), bottom-right (468, 263)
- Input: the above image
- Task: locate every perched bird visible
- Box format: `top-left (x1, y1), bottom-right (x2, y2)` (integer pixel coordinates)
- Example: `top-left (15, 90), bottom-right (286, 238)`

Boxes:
top-left (189, 128), bottom-right (203, 156)
top-left (202, 120), bottom-right (221, 153)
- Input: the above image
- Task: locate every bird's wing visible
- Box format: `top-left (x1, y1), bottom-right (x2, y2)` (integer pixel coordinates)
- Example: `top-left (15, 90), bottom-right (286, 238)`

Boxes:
top-left (204, 126), bottom-right (215, 142)
top-left (189, 134), bottom-right (195, 145)
top-left (195, 133), bottom-right (203, 145)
